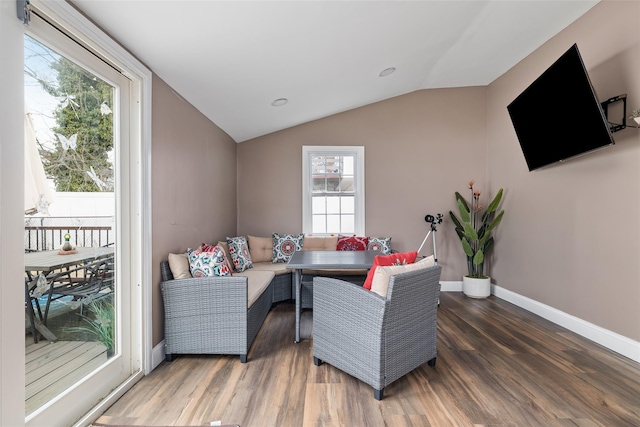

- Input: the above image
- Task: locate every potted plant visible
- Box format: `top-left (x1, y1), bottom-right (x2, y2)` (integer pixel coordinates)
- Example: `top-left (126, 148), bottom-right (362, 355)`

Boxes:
top-left (69, 297), bottom-right (115, 356)
top-left (449, 180), bottom-right (504, 298)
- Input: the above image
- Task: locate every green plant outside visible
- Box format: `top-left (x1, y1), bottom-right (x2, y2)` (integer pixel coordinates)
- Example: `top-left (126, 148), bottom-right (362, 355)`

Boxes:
top-left (449, 182), bottom-right (505, 279)
top-left (68, 297), bottom-right (115, 352)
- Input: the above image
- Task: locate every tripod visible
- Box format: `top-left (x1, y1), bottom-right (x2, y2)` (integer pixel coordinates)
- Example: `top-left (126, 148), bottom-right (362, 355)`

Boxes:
top-left (417, 213), bottom-right (442, 264)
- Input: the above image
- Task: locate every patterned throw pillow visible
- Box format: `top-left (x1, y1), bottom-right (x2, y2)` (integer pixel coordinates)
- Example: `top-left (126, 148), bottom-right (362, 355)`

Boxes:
top-left (187, 248), bottom-right (232, 277)
top-left (367, 237), bottom-right (391, 254)
top-left (226, 236), bottom-right (253, 272)
top-left (272, 233), bottom-right (304, 263)
top-left (337, 235), bottom-right (369, 251)
top-left (363, 251), bottom-right (418, 290)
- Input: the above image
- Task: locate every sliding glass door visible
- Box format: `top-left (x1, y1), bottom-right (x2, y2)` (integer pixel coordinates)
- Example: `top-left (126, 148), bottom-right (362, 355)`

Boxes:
top-left (24, 11), bottom-right (138, 426)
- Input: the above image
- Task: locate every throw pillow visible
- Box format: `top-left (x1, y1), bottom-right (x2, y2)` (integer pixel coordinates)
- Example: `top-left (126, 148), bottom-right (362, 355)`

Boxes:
top-left (272, 233), bottom-right (304, 263)
top-left (302, 235), bottom-right (339, 251)
top-left (247, 235), bottom-right (273, 263)
top-left (217, 240), bottom-right (233, 267)
top-left (370, 255), bottom-right (436, 298)
top-left (363, 250), bottom-right (418, 290)
top-left (168, 253), bottom-right (191, 279)
top-left (187, 247), bottom-right (232, 278)
top-left (337, 235), bottom-right (369, 251)
top-left (226, 236), bottom-right (254, 272)
top-left (367, 237), bottom-right (392, 254)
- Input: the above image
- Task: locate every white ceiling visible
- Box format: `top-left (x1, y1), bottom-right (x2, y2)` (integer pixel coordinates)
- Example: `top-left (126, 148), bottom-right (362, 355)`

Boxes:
top-left (72, 1), bottom-right (598, 142)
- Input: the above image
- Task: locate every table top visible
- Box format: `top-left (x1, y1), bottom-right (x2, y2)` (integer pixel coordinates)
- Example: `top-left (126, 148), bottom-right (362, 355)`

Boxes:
top-left (287, 250), bottom-right (380, 270)
top-left (25, 246), bottom-right (114, 272)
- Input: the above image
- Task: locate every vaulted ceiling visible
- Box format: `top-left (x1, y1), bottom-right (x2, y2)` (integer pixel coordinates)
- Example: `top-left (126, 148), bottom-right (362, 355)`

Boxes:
top-left (72, 1), bottom-right (599, 142)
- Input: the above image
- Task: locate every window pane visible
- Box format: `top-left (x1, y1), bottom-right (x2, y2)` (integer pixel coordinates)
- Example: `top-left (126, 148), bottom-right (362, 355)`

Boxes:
top-left (343, 155), bottom-right (354, 175)
top-left (338, 177), bottom-right (354, 192)
top-left (326, 196), bottom-right (340, 214)
top-left (326, 215), bottom-right (341, 233)
top-left (312, 177), bottom-right (326, 192)
top-left (327, 178), bottom-right (341, 191)
top-left (312, 156), bottom-right (327, 174)
top-left (341, 214), bottom-right (355, 234)
top-left (312, 215), bottom-right (326, 233)
top-left (312, 196), bottom-right (326, 214)
top-left (341, 196), bottom-right (355, 214)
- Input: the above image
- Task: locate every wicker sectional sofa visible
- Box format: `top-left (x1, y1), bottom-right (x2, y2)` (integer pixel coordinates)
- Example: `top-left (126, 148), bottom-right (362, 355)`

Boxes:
top-left (160, 235), bottom-right (386, 363)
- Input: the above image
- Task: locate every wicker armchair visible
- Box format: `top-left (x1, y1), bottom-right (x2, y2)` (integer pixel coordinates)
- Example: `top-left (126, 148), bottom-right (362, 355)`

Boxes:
top-left (160, 261), bottom-right (273, 363)
top-left (312, 264), bottom-right (442, 400)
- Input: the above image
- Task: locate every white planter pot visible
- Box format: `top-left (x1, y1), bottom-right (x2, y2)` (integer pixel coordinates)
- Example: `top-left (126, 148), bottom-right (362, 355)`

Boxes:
top-left (633, 116), bottom-right (640, 126)
top-left (463, 276), bottom-right (491, 299)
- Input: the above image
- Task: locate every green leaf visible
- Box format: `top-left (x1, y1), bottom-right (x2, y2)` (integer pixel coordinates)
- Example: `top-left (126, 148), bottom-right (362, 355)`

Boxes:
top-left (457, 199), bottom-right (471, 223)
top-left (463, 222), bottom-right (478, 241)
top-left (461, 237), bottom-right (474, 258)
top-left (473, 250), bottom-right (484, 266)
top-left (449, 211), bottom-right (464, 232)
top-left (485, 210), bottom-right (504, 235)
top-left (455, 192), bottom-right (470, 213)
top-left (485, 188), bottom-right (503, 214)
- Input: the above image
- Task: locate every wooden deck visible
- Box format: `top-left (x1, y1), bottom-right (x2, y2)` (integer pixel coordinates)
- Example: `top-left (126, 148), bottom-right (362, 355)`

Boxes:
top-left (25, 340), bottom-right (107, 415)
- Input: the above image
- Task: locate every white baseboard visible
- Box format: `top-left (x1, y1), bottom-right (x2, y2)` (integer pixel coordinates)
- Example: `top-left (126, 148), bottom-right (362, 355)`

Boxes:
top-left (440, 280), bottom-right (462, 292)
top-left (151, 340), bottom-right (165, 370)
top-left (491, 285), bottom-right (640, 363)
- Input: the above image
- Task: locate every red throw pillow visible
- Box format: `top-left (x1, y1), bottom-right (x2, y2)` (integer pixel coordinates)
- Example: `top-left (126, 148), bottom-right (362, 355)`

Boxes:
top-left (337, 235), bottom-right (369, 251)
top-left (363, 251), bottom-right (418, 290)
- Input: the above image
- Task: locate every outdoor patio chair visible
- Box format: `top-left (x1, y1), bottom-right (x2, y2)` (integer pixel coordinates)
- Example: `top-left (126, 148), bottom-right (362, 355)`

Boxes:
top-left (51, 256), bottom-right (114, 313)
top-left (312, 264), bottom-right (441, 400)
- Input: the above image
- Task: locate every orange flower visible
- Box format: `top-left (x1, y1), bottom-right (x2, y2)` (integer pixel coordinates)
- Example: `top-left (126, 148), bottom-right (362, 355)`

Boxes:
top-left (474, 190), bottom-right (481, 197)
top-left (468, 180), bottom-right (475, 189)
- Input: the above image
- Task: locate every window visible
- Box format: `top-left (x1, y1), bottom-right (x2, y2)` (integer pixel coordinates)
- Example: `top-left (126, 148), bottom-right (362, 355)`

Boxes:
top-left (302, 146), bottom-right (364, 236)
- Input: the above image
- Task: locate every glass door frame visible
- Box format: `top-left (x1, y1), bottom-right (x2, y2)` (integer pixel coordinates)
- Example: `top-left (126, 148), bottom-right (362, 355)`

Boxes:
top-left (19, 1), bottom-right (152, 425)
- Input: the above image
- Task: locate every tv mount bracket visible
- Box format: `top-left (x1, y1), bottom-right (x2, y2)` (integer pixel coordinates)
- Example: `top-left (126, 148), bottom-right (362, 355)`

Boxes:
top-left (601, 93), bottom-right (627, 133)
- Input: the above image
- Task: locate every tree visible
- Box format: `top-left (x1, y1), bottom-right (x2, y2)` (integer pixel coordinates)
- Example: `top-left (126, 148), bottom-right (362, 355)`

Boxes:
top-left (26, 36), bottom-right (114, 192)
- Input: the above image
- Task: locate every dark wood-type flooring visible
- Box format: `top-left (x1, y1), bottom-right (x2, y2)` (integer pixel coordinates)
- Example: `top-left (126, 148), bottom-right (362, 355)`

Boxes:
top-left (95, 292), bottom-right (640, 427)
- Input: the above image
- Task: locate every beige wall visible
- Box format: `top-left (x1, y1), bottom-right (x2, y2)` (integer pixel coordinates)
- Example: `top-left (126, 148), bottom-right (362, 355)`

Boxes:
top-left (487, 1), bottom-right (640, 340)
top-left (151, 75), bottom-right (237, 345)
top-left (237, 88), bottom-right (488, 282)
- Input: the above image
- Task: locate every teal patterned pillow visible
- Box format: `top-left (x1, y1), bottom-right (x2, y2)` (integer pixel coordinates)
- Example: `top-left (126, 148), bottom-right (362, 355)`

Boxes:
top-left (272, 233), bottom-right (304, 263)
top-left (188, 248), bottom-right (232, 277)
top-left (226, 236), bottom-right (253, 272)
top-left (367, 237), bottom-right (392, 255)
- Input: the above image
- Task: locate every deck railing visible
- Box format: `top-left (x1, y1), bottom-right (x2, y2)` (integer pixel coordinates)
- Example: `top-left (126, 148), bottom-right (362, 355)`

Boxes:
top-left (24, 216), bottom-right (114, 251)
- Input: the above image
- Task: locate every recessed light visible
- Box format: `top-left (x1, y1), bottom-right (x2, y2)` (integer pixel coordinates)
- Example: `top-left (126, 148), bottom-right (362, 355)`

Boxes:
top-left (271, 98), bottom-right (288, 107)
top-left (379, 67), bottom-right (396, 77)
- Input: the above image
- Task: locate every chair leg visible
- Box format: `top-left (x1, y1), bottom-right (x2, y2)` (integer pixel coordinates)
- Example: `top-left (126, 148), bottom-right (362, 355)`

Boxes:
top-left (427, 356), bottom-right (436, 367)
top-left (313, 356), bottom-right (322, 366)
top-left (240, 354), bottom-right (248, 363)
top-left (374, 388), bottom-right (384, 400)
top-left (165, 353), bottom-right (174, 362)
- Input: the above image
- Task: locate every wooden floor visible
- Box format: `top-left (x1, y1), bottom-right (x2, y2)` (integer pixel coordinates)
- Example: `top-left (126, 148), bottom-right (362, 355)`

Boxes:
top-left (26, 340), bottom-right (107, 415)
top-left (95, 292), bottom-right (640, 426)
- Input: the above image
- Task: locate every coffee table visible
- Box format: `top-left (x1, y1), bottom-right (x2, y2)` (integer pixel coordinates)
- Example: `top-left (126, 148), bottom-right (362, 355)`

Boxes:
top-left (287, 250), bottom-right (379, 342)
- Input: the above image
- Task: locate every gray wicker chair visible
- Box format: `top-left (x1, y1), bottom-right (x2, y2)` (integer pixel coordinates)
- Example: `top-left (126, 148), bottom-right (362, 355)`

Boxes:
top-left (312, 264), bottom-right (442, 400)
top-left (160, 261), bottom-right (273, 363)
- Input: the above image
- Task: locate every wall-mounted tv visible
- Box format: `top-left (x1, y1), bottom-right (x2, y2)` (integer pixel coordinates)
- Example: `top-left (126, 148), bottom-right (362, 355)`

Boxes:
top-left (507, 43), bottom-right (614, 171)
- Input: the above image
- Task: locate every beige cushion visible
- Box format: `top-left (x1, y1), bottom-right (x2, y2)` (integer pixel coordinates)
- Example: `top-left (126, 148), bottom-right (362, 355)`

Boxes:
top-left (303, 236), bottom-right (338, 251)
top-left (247, 235), bottom-right (273, 263)
top-left (168, 253), bottom-right (191, 279)
top-left (233, 269), bottom-right (275, 308)
top-left (251, 261), bottom-right (291, 275)
top-left (370, 255), bottom-right (436, 298)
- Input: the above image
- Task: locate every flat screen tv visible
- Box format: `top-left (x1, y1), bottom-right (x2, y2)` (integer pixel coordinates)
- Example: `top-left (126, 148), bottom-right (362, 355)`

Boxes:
top-left (507, 43), bottom-right (614, 171)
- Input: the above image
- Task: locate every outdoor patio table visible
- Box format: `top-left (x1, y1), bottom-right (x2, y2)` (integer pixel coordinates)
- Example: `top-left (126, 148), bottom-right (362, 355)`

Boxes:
top-left (24, 246), bottom-right (114, 342)
top-left (287, 250), bottom-right (379, 343)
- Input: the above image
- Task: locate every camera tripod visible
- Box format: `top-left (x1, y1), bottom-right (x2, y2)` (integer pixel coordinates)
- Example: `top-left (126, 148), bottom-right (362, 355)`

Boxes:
top-left (418, 213), bottom-right (443, 264)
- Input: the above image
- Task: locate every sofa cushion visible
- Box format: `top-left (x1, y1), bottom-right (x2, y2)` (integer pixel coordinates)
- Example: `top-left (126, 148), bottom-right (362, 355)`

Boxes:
top-left (233, 269), bottom-right (276, 308)
top-left (363, 251), bottom-right (418, 290)
top-left (272, 233), bottom-right (304, 263)
top-left (370, 255), bottom-right (435, 298)
top-left (247, 235), bottom-right (273, 263)
top-left (337, 235), bottom-right (369, 251)
top-left (226, 236), bottom-right (253, 272)
top-left (367, 237), bottom-right (392, 255)
top-left (303, 236), bottom-right (338, 251)
top-left (187, 248), bottom-right (232, 277)
top-left (168, 253), bottom-right (191, 279)
top-left (252, 261), bottom-right (291, 275)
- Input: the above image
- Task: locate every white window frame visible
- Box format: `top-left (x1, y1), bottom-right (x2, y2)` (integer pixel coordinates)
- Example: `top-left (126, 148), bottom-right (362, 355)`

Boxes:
top-left (302, 146), bottom-right (365, 236)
